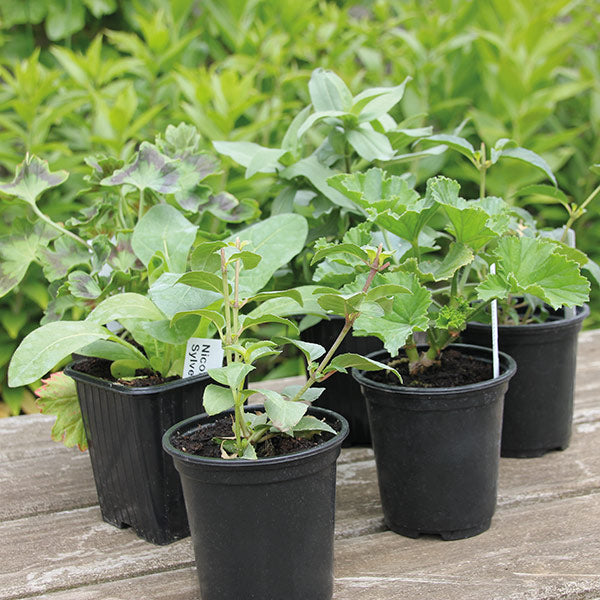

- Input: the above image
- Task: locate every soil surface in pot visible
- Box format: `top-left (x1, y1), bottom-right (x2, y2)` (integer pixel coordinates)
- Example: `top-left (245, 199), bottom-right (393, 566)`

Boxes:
top-left (368, 349), bottom-right (492, 388)
top-left (170, 415), bottom-right (338, 459)
top-left (71, 357), bottom-right (178, 387)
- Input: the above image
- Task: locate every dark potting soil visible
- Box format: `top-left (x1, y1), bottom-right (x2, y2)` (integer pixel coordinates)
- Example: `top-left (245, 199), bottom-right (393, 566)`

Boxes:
top-left (170, 414), bottom-right (338, 459)
top-left (368, 348), bottom-right (493, 388)
top-left (70, 357), bottom-right (178, 387)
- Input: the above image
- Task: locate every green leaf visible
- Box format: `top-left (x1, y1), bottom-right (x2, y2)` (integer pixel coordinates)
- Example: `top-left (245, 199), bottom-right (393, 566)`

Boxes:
top-left (172, 309), bottom-right (225, 332)
top-left (353, 272), bottom-right (431, 356)
top-left (208, 362), bottom-right (255, 389)
top-left (35, 372), bottom-right (87, 450)
top-left (101, 142), bottom-right (179, 193)
top-left (67, 271), bottom-right (102, 300)
top-left (149, 272), bottom-right (220, 319)
top-left (292, 415), bottom-right (336, 435)
top-left (0, 154), bottom-right (68, 206)
top-left (415, 134), bottom-right (476, 161)
top-left (419, 243), bottom-right (474, 282)
top-left (260, 389), bottom-right (308, 432)
top-left (308, 68), bottom-right (352, 112)
top-left (311, 243), bottom-right (369, 266)
top-left (132, 204), bottom-right (197, 273)
top-left (476, 237), bottom-right (590, 308)
top-left (38, 236), bottom-right (90, 281)
top-left (203, 383), bottom-right (235, 415)
top-left (213, 141), bottom-right (287, 177)
top-left (227, 251), bottom-right (262, 270)
top-left (516, 184), bottom-right (568, 206)
top-left (347, 124), bottom-right (395, 161)
top-left (240, 314), bottom-right (299, 334)
top-left (297, 109), bottom-right (347, 139)
top-left (326, 353), bottom-right (401, 380)
top-left (9, 322), bottom-right (111, 387)
top-left (78, 340), bottom-right (144, 362)
top-left (0, 229), bottom-right (48, 297)
top-left (86, 293), bottom-right (164, 324)
top-left (226, 214), bottom-right (308, 296)
top-left (110, 359), bottom-right (145, 379)
top-left (353, 78), bottom-right (411, 122)
top-left (177, 270), bottom-right (225, 294)
top-left (190, 241), bottom-right (226, 271)
top-left (247, 286), bottom-right (327, 319)
top-left (282, 385), bottom-right (324, 403)
top-left (492, 140), bottom-right (557, 186)
top-left (279, 337), bottom-right (326, 363)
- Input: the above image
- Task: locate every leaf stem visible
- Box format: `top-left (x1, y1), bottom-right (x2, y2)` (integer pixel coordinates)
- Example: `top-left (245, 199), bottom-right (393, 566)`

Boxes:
top-left (31, 204), bottom-right (88, 249)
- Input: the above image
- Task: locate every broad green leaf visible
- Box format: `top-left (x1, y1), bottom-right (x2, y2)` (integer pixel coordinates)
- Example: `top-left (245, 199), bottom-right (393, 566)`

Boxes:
top-left (87, 293), bottom-right (164, 324)
top-left (213, 141), bottom-right (286, 177)
top-left (226, 214), bottom-right (308, 295)
top-left (149, 272), bottom-right (220, 319)
top-left (326, 353), bottom-right (401, 380)
top-left (177, 271), bottom-right (225, 294)
top-left (308, 68), bottom-right (352, 112)
top-left (415, 134), bottom-right (476, 161)
top-left (227, 251), bottom-right (262, 270)
top-left (78, 340), bottom-right (144, 362)
top-left (35, 372), bottom-right (87, 450)
top-left (0, 154), bottom-right (68, 206)
top-left (190, 241), bottom-right (226, 271)
top-left (140, 317), bottom-right (199, 344)
top-left (476, 237), bottom-right (590, 308)
top-left (282, 385), bottom-right (324, 403)
top-left (240, 314), bottom-right (299, 334)
top-left (101, 142), bottom-right (179, 193)
top-left (203, 384), bottom-right (235, 415)
top-left (347, 124), bottom-right (394, 161)
top-left (172, 309), bottom-right (225, 332)
top-left (8, 322), bottom-right (111, 387)
top-left (279, 337), bottom-right (326, 363)
top-left (292, 415), bottom-right (336, 435)
top-left (281, 156), bottom-right (357, 211)
top-left (261, 390), bottom-right (308, 432)
top-left (132, 204), bottom-right (197, 273)
top-left (419, 243), bottom-right (474, 282)
top-left (492, 141), bottom-right (557, 185)
top-left (246, 286), bottom-right (328, 319)
top-left (208, 362), bottom-right (255, 389)
top-left (317, 292), bottom-right (373, 317)
top-left (353, 78), bottom-right (411, 122)
top-left (353, 272), bottom-right (431, 356)
top-left (516, 184), bottom-right (568, 205)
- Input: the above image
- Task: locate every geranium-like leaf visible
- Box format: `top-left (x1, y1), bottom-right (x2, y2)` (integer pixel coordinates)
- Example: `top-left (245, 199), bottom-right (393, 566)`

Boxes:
top-left (100, 142), bottom-right (179, 193)
top-left (39, 236), bottom-right (90, 281)
top-left (0, 154), bottom-right (68, 206)
top-left (476, 237), bottom-right (590, 308)
top-left (35, 372), bottom-right (87, 450)
top-left (8, 321), bottom-right (111, 387)
top-left (204, 193), bottom-right (259, 223)
top-left (132, 204), bottom-right (197, 273)
top-left (67, 271), bottom-right (102, 300)
top-left (419, 243), bottom-right (474, 282)
top-left (353, 271), bottom-right (431, 356)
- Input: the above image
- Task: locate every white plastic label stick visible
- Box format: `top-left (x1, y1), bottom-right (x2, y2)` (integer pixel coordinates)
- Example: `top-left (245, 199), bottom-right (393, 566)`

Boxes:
top-left (490, 263), bottom-right (500, 379)
top-left (565, 228), bottom-right (576, 319)
top-left (183, 338), bottom-right (224, 378)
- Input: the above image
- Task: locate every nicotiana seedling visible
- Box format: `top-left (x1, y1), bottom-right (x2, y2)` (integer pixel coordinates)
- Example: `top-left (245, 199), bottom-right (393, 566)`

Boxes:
top-left (170, 237), bottom-right (401, 459)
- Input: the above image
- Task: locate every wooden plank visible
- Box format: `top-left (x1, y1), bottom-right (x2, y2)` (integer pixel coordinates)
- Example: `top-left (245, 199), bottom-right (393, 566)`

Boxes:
top-left (13, 495), bottom-right (600, 600)
top-left (333, 494), bottom-right (600, 600)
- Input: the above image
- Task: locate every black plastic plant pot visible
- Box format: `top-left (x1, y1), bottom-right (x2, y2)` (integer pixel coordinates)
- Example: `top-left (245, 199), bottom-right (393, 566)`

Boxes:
top-left (64, 362), bottom-right (210, 545)
top-left (162, 406), bottom-right (349, 600)
top-left (462, 305), bottom-right (589, 458)
top-left (353, 344), bottom-right (516, 541)
top-left (301, 316), bottom-right (382, 445)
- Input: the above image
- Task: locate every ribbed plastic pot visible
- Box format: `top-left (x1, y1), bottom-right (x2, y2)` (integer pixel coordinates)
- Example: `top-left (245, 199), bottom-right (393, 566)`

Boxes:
top-left (65, 362), bottom-right (210, 545)
top-left (462, 305), bottom-right (589, 458)
top-left (163, 406), bottom-right (349, 600)
top-left (353, 344), bottom-right (516, 540)
top-left (301, 316), bottom-right (382, 445)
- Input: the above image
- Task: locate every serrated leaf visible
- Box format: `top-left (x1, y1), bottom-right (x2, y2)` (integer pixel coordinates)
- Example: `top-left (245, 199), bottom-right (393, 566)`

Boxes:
top-left (100, 142), bottom-right (179, 193)
top-left (476, 237), bottom-right (590, 308)
top-left (0, 154), bottom-right (68, 206)
top-left (203, 384), bottom-right (235, 415)
top-left (67, 271), bottom-right (102, 300)
top-left (132, 204), bottom-right (197, 273)
top-left (419, 243), bottom-right (474, 282)
top-left (9, 322), bottom-right (111, 387)
top-left (35, 372), bottom-right (87, 450)
top-left (38, 236), bottom-right (91, 281)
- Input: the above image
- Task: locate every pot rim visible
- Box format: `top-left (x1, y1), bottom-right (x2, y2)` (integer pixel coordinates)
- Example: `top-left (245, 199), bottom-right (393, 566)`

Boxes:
top-left (162, 405), bottom-right (349, 469)
top-left (352, 343), bottom-right (517, 396)
top-left (65, 360), bottom-right (210, 396)
top-left (467, 303), bottom-right (590, 333)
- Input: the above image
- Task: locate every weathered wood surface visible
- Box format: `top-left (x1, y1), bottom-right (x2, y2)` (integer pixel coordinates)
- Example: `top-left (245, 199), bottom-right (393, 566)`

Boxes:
top-left (1, 331), bottom-right (600, 600)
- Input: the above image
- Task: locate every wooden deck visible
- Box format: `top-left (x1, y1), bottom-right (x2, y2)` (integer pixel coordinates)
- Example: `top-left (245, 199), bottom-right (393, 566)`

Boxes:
top-left (2, 330), bottom-right (600, 600)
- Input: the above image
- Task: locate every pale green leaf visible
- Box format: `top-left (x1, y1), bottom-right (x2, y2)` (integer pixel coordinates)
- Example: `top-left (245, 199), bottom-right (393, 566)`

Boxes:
top-left (86, 293), bottom-right (164, 324)
top-left (203, 384), bottom-right (235, 415)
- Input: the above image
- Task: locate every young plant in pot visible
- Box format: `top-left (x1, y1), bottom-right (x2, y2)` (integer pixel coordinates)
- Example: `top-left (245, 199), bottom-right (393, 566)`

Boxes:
top-left (461, 163), bottom-right (600, 457)
top-left (6, 151), bottom-right (308, 545)
top-left (162, 239), bottom-right (401, 600)
top-left (323, 169), bottom-right (591, 539)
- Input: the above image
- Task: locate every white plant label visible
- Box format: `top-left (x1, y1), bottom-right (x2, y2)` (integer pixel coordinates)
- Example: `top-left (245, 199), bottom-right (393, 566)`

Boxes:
top-left (183, 338), bottom-right (224, 378)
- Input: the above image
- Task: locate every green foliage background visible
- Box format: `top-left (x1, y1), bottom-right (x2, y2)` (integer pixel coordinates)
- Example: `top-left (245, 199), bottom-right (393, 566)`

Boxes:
top-left (0, 0), bottom-right (598, 414)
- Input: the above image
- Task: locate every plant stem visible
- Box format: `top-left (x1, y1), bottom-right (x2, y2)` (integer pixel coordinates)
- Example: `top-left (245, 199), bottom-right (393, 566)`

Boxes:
top-left (561, 184), bottom-right (600, 242)
top-left (31, 204), bottom-right (88, 249)
top-left (479, 142), bottom-right (486, 200)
